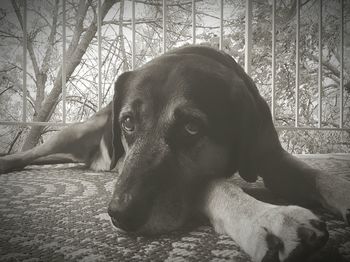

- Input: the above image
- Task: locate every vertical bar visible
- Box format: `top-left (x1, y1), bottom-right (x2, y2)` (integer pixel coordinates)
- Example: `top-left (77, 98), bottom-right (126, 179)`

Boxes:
top-left (245, 0), bottom-right (252, 75)
top-left (339, 0), bottom-right (343, 128)
top-left (192, 0), bottom-right (196, 44)
top-left (162, 0), bottom-right (167, 53)
top-left (271, 0), bottom-right (276, 123)
top-left (295, 0), bottom-right (300, 127)
top-left (22, 0), bottom-right (27, 122)
top-left (131, 0), bottom-right (136, 70)
top-left (97, 0), bottom-right (102, 110)
top-left (318, 0), bottom-right (322, 128)
top-left (62, 0), bottom-right (66, 123)
top-left (219, 0), bottom-right (224, 50)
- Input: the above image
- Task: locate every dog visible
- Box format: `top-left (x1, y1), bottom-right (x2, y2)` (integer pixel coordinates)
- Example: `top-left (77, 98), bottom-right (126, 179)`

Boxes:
top-left (1, 45), bottom-right (349, 262)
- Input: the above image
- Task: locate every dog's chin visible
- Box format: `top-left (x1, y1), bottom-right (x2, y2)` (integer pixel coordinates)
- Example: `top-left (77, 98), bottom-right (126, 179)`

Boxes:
top-left (109, 217), bottom-right (139, 234)
top-left (109, 211), bottom-right (188, 236)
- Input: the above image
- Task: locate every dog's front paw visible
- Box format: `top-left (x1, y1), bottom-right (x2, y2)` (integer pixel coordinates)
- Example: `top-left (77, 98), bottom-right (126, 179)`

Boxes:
top-left (249, 206), bottom-right (328, 262)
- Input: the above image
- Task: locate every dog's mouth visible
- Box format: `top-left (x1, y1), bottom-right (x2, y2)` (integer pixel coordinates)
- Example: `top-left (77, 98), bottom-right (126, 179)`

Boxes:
top-left (108, 202), bottom-right (150, 233)
top-left (110, 217), bottom-right (126, 231)
top-left (110, 217), bottom-right (135, 232)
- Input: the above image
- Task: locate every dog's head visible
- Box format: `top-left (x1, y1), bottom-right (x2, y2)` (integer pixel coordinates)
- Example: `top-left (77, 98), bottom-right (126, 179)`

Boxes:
top-left (108, 46), bottom-right (272, 234)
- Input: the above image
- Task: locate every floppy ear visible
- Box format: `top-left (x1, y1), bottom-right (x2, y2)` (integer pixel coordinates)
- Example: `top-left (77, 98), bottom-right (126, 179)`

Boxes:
top-left (219, 52), bottom-right (269, 182)
top-left (110, 72), bottom-right (132, 170)
top-left (230, 76), bottom-right (261, 182)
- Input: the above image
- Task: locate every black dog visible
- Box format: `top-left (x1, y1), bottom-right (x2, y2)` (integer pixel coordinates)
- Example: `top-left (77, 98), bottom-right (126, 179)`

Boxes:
top-left (1, 46), bottom-right (349, 261)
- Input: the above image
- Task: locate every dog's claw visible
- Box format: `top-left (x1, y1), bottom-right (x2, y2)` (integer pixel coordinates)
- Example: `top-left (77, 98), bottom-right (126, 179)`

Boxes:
top-left (262, 233), bottom-right (283, 262)
top-left (346, 209), bottom-right (350, 225)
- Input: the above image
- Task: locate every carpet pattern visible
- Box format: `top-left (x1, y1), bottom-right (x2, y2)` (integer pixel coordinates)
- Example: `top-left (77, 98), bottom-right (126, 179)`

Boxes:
top-left (0, 155), bottom-right (349, 262)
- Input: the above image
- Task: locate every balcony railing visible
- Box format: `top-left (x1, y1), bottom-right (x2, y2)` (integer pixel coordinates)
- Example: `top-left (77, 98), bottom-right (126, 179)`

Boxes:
top-left (0, 0), bottom-right (348, 132)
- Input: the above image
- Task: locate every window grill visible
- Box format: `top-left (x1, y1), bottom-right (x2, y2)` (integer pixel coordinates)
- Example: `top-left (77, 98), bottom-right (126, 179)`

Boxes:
top-left (0, 0), bottom-right (348, 132)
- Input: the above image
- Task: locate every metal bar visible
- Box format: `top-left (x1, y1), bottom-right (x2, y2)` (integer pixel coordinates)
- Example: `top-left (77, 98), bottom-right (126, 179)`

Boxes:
top-left (132, 0), bottom-right (136, 70)
top-left (339, 0), bottom-right (343, 128)
top-left (275, 126), bottom-right (350, 132)
top-left (62, 0), bottom-right (66, 123)
top-left (97, 0), bottom-right (102, 110)
top-left (219, 0), bottom-right (224, 50)
top-left (1, 121), bottom-right (349, 132)
top-left (22, 0), bottom-right (27, 122)
top-left (0, 121), bottom-right (71, 127)
top-left (271, 0), bottom-right (276, 123)
top-left (295, 0), bottom-right (300, 127)
top-left (244, 0), bottom-right (252, 75)
top-left (163, 0), bottom-right (167, 53)
top-left (318, 0), bottom-right (322, 128)
top-left (192, 0), bottom-right (196, 44)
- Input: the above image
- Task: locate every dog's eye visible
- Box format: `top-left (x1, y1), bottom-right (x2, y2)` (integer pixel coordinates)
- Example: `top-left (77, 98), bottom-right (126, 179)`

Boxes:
top-left (184, 122), bottom-right (200, 135)
top-left (121, 116), bottom-right (135, 132)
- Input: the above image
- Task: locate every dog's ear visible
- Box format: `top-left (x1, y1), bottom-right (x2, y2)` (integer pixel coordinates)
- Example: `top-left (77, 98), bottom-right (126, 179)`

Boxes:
top-left (231, 76), bottom-right (261, 182)
top-left (110, 71), bottom-right (132, 170)
top-left (220, 52), bottom-right (266, 182)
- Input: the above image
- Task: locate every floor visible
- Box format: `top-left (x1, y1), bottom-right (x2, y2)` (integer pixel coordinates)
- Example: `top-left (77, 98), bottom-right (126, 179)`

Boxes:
top-left (0, 154), bottom-right (349, 262)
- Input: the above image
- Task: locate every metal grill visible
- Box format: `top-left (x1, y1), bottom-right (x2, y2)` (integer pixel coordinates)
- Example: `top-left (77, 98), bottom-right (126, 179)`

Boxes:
top-left (0, 0), bottom-right (347, 132)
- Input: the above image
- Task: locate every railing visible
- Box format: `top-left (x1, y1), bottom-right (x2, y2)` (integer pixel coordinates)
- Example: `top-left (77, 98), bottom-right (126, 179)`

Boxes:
top-left (0, 0), bottom-right (348, 132)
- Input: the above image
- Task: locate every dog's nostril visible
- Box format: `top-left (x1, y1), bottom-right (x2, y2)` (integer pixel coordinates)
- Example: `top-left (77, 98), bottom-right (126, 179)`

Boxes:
top-left (108, 194), bottom-right (133, 218)
top-left (107, 200), bottom-right (119, 218)
top-left (108, 199), bottom-right (129, 220)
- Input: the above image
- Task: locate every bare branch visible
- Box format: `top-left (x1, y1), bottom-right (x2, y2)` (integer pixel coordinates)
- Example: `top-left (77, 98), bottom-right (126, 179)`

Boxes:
top-left (11, 0), bottom-right (41, 80)
top-left (7, 129), bottom-right (23, 154)
top-left (41, 0), bottom-right (59, 76)
top-left (66, 0), bottom-right (91, 58)
top-left (0, 84), bottom-right (14, 96)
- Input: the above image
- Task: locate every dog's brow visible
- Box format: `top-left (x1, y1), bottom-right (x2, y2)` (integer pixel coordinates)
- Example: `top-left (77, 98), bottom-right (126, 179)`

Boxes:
top-left (119, 106), bottom-right (133, 119)
top-left (175, 107), bottom-right (208, 124)
top-left (119, 99), bottom-right (142, 120)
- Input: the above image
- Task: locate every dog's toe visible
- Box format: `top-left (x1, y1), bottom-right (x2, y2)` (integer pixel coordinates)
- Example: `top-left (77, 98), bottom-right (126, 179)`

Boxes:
top-left (284, 219), bottom-right (328, 262)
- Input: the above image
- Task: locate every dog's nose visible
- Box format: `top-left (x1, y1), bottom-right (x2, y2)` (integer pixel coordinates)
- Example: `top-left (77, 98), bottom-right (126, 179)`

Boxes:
top-left (108, 195), bottom-right (143, 232)
top-left (108, 194), bottom-right (132, 216)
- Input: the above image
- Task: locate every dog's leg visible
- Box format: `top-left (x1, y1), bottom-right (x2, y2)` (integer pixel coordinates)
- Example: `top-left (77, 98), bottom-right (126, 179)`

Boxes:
top-left (258, 150), bottom-right (350, 225)
top-left (0, 109), bottom-right (111, 174)
top-left (31, 154), bottom-right (79, 165)
top-left (203, 178), bottom-right (329, 262)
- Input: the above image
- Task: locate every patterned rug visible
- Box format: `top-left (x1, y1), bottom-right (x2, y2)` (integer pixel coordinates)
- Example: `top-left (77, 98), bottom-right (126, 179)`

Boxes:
top-left (0, 154), bottom-right (349, 262)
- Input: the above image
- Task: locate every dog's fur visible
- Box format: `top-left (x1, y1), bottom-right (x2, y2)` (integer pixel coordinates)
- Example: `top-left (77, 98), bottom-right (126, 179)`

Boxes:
top-left (1, 46), bottom-right (350, 262)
